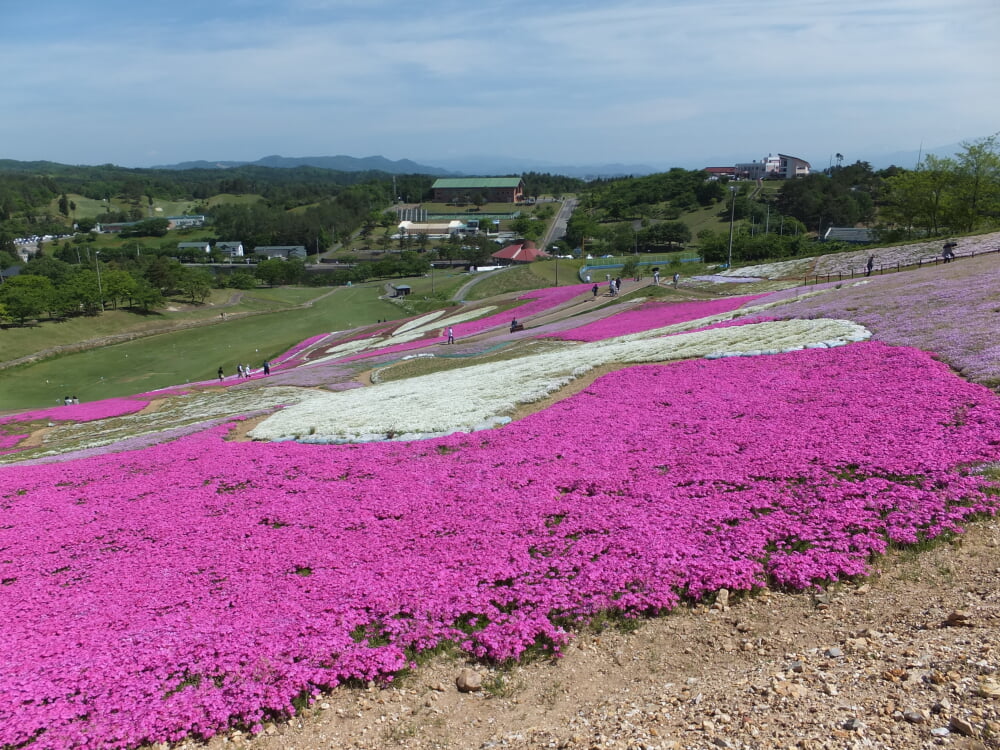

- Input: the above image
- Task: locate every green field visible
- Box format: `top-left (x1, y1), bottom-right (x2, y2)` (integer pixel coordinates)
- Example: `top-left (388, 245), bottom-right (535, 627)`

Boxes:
top-left (0, 283), bottom-right (407, 410)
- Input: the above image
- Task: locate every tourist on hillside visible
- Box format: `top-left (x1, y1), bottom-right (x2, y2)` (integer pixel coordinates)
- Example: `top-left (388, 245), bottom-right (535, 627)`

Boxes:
top-left (236, 364), bottom-right (245, 379)
top-left (942, 241), bottom-right (957, 263)
top-left (592, 283), bottom-right (599, 298)
top-left (672, 272), bottom-right (680, 288)
top-left (218, 366), bottom-right (225, 381)
top-left (866, 255), bottom-right (875, 277)
top-left (263, 361), bottom-right (271, 376)
top-left (653, 270), bottom-right (660, 286)
top-left (615, 277), bottom-right (622, 293)
top-left (447, 327), bottom-right (455, 344)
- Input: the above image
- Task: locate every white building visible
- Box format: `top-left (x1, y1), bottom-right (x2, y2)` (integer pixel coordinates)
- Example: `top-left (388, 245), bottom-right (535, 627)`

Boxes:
top-left (735, 153), bottom-right (810, 180)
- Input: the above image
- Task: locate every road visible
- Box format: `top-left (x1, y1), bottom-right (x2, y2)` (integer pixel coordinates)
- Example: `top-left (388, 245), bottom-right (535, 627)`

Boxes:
top-left (540, 197), bottom-right (578, 252)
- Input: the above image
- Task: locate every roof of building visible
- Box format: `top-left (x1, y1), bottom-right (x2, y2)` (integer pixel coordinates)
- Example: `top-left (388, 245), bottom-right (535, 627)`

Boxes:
top-left (432, 177), bottom-right (523, 189)
top-left (492, 241), bottom-right (549, 263)
top-left (778, 154), bottom-right (811, 166)
top-left (216, 241), bottom-right (243, 248)
top-left (177, 242), bottom-right (210, 248)
top-left (823, 227), bottom-right (875, 243)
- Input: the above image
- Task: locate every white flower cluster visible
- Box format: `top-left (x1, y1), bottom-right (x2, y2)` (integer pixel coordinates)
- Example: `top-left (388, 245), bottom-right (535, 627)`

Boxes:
top-left (249, 319), bottom-right (871, 444)
top-left (18, 386), bottom-right (314, 461)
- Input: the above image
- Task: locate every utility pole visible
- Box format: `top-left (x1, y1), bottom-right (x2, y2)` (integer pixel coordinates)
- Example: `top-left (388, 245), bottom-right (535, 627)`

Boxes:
top-left (727, 185), bottom-right (737, 269)
top-left (95, 251), bottom-right (104, 312)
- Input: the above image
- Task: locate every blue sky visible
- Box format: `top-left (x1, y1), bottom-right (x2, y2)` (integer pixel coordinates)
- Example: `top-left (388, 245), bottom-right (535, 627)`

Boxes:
top-left (1, 0), bottom-right (997, 170)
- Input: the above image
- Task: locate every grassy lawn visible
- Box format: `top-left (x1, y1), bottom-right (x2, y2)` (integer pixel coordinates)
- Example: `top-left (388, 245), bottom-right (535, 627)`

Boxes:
top-left (0, 287), bottom-right (339, 364)
top-left (464, 265), bottom-right (554, 300)
top-left (0, 284), bottom-right (406, 410)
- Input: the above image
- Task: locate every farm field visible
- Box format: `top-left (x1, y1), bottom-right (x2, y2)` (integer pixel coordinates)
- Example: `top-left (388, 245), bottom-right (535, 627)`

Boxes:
top-left (1, 236), bottom-right (1000, 749)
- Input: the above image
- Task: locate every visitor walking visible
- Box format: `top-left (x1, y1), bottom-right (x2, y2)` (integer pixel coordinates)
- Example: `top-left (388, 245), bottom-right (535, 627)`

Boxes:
top-left (615, 277), bottom-right (622, 294)
top-left (652, 270), bottom-right (660, 286)
top-left (262, 360), bottom-right (270, 376)
top-left (592, 283), bottom-right (599, 298)
top-left (672, 272), bottom-right (679, 288)
top-left (865, 255), bottom-right (875, 277)
top-left (218, 366), bottom-right (224, 381)
top-left (447, 327), bottom-right (455, 344)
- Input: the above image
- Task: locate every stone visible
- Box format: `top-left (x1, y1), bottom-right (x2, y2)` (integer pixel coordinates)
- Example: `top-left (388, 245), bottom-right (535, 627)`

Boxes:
top-left (950, 716), bottom-right (978, 737)
top-left (843, 718), bottom-right (864, 731)
top-left (825, 646), bottom-right (844, 659)
top-left (903, 710), bottom-right (925, 724)
top-left (945, 610), bottom-right (973, 627)
top-left (975, 680), bottom-right (1000, 698)
top-left (931, 727), bottom-right (950, 737)
top-left (456, 668), bottom-right (483, 693)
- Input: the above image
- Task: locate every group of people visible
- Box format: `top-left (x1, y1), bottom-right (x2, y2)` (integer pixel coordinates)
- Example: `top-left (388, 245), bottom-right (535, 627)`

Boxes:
top-left (650, 270), bottom-right (680, 287)
top-left (217, 360), bottom-right (271, 381)
top-left (63, 395), bottom-right (79, 405)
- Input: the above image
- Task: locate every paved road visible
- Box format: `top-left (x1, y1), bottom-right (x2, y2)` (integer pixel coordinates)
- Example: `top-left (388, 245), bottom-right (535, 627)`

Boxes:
top-left (540, 197), bottom-right (578, 252)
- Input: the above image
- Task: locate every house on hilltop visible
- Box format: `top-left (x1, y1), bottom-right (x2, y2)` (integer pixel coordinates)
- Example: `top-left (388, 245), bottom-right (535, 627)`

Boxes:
top-left (167, 215), bottom-right (205, 229)
top-left (432, 177), bottom-right (524, 204)
top-left (215, 242), bottom-right (244, 258)
top-left (177, 241), bottom-right (211, 254)
top-left (823, 227), bottom-right (876, 244)
top-left (735, 153), bottom-right (811, 180)
top-left (254, 245), bottom-right (307, 260)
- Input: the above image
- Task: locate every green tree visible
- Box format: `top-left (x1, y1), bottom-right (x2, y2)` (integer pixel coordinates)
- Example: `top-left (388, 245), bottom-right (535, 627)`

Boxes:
top-left (59, 268), bottom-right (102, 315)
top-left (255, 258), bottom-right (287, 287)
top-left (130, 278), bottom-right (164, 312)
top-left (953, 134), bottom-right (1000, 232)
top-left (178, 267), bottom-right (214, 303)
top-left (101, 269), bottom-right (138, 309)
top-left (226, 271), bottom-right (258, 289)
top-left (0, 274), bottom-right (55, 324)
top-left (884, 157), bottom-right (956, 236)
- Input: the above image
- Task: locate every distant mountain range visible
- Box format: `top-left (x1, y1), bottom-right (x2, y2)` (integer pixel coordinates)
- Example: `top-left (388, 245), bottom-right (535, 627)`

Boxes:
top-left (152, 154), bottom-right (455, 176)
top-left (151, 142), bottom-right (965, 179)
top-left (152, 153), bottom-right (657, 178)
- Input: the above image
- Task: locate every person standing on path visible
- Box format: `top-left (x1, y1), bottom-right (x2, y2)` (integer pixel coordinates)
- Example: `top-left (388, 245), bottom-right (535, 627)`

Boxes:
top-left (263, 360), bottom-right (270, 376)
top-left (447, 326), bottom-right (455, 344)
top-left (218, 366), bottom-right (224, 381)
top-left (592, 283), bottom-right (599, 298)
top-left (672, 272), bottom-right (679, 288)
top-left (653, 270), bottom-right (660, 286)
top-left (866, 255), bottom-right (875, 277)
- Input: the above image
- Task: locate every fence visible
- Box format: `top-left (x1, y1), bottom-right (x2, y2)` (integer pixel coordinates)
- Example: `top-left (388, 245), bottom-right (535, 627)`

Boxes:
top-left (800, 246), bottom-right (1000, 286)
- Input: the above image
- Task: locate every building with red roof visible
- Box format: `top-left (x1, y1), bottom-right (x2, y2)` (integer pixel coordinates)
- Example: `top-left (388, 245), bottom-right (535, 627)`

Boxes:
top-left (491, 241), bottom-right (549, 265)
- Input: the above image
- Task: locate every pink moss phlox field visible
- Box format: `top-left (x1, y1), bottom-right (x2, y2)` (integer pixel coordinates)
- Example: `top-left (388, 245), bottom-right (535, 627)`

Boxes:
top-left (0, 433), bottom-right (27, 454)
top-left (3, 342), bottom-right (1000, 749)
top-left (0, 397), bottom-right (149, 427)
top-left (270, 332), bottom-right (334, 367)
top-left (341, 284), bottom-right (594, 362)
top-left (543, 295), bottom-right (769, 342)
